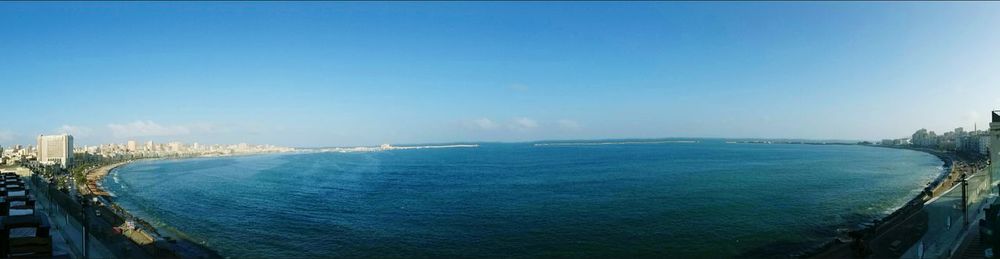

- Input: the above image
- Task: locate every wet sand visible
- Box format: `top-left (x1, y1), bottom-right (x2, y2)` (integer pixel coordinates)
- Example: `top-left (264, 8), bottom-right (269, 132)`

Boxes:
top-left (84, 160), bottom-right (133, 196)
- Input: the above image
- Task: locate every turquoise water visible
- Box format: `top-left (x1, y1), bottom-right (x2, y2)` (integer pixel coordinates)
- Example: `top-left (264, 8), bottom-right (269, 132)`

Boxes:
top-left (102, 140), bottom-right (941, 258)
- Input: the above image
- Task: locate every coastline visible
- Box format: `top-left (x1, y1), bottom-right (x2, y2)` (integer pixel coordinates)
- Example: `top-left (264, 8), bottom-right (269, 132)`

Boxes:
top-left (87, 152), bottom-right (290, 195)
top-left (84, 160), bottom-right (139, 196)
top-left (84, 157), bottom-right (225, 259)
top-left (82, 144), bottom-right (960, 258)
top-left (799, 145), bottom-right (966, 258)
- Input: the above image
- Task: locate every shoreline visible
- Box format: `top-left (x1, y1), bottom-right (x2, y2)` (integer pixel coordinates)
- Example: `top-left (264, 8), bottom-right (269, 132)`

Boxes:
top-left (84, 157), bottom-right (225, 259)
top-left (87, 152), bottom-right (292, 195)
top-left (84, 145), bottom-right (961, 258)
top-left (84, 160), bottom-right (141, 196)
top-left (799, 145), bottom-right (971, 258)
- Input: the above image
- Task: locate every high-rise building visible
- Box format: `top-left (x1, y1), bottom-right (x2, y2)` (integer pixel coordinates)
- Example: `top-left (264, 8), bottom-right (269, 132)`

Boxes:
top-left (127, 140), bottom-right (137, 152)
top-left (37, 134), bottom-right (73, 169)
top-left (145, 141), bottom-right (154, 151)
top-left (168, 142), bottom-right (182, 152)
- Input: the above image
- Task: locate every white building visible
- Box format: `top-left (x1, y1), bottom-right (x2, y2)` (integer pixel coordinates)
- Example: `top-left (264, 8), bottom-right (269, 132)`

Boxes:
top-left (168, 141), bottom-right (183, 152)
top-left (127, 140), bottom-right (137, 152)
top-left (37, 134), bottom-right (73, 169)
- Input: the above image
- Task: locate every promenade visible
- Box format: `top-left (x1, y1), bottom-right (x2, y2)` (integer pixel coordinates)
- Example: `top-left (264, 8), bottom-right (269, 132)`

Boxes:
top-left (32, 185), bottom-right (116, 259)
top-left (24, 167), bottom-right (164, 259)
top-left (76, 159), bottom-right (223, 259)
top-left (811, 147), bottom-right (988, 258)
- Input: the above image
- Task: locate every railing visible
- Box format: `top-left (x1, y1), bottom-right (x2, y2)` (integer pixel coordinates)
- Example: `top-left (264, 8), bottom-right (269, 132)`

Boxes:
top-left (900, 170), bottom-right (996, 258)
top-left (28, 174), bottom-right (162, 258)
top-left (27, 174), bottom-right (114, 258)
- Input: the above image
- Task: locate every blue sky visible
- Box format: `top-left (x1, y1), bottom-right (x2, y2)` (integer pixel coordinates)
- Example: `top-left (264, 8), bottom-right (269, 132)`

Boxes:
top-left (2, 2), bottom-right (1000, 147)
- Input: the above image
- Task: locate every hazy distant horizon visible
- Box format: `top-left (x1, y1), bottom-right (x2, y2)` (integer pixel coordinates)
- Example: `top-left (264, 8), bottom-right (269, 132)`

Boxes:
top-left (267, 137), bottom-right (870, 149)
top-left (4, 2), bottom-right (1000, 147)
top-left (3, 135), bottom-right (870, 149)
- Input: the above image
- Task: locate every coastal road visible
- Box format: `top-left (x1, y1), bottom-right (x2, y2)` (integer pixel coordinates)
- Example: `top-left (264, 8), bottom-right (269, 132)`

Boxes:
top-left (813, 149), bottom-right (983, 258)
top-left (34, 188), bottom-right (116, 258)
top-left (83, 207), bottom-right (159, 259)
top-left (30, 172), bottom-right (160, 259)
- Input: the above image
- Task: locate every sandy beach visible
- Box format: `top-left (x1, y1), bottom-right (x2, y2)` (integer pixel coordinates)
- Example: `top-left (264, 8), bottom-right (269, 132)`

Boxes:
top-left (82, 158), bottom-right (224, 258)
top-left (83, 160), bottom-right (134, 197)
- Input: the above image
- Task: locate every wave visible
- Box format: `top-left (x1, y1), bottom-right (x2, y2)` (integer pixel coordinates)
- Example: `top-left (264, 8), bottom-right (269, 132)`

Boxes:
top-left (534, 140), bottom-right (698, 147)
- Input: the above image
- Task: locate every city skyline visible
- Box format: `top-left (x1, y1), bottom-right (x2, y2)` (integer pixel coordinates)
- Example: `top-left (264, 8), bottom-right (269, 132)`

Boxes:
top-left (4, 2), bottom-right (1000, 147)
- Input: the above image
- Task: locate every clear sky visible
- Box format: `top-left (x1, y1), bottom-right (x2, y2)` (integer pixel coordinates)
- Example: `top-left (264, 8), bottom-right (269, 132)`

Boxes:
top-left (2, 2), bottom-right (1000, 147)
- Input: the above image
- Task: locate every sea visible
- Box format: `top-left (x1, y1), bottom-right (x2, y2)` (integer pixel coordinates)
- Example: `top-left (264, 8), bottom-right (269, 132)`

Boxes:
top-left (101, 139), bottom-right (942, 258)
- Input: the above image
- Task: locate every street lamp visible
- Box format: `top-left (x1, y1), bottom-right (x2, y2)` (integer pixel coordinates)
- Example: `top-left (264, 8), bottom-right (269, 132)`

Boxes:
top-left (960, 173), bottom-right (969, 226)
top-left (79, 196), bottom-right (90, 259)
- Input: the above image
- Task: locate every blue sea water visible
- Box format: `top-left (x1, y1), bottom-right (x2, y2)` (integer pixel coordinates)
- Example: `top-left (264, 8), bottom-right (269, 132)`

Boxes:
top-left (102, 140), bottom-right (941, 258)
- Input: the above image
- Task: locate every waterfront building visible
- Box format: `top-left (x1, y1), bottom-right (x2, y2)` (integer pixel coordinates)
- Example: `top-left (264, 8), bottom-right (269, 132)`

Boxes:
top-left (978, 134), bottom-right (991, 156)
top-left (127, 140), bottom-right (137, 152)
top-left (958, 131), bottom-right (991, 156)
top-left (912, 129), bottom-right (940, 147)
top-left (939, 130), bottom-right (959, 151)
top-left (36, 134), bottom-right (73, 169)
